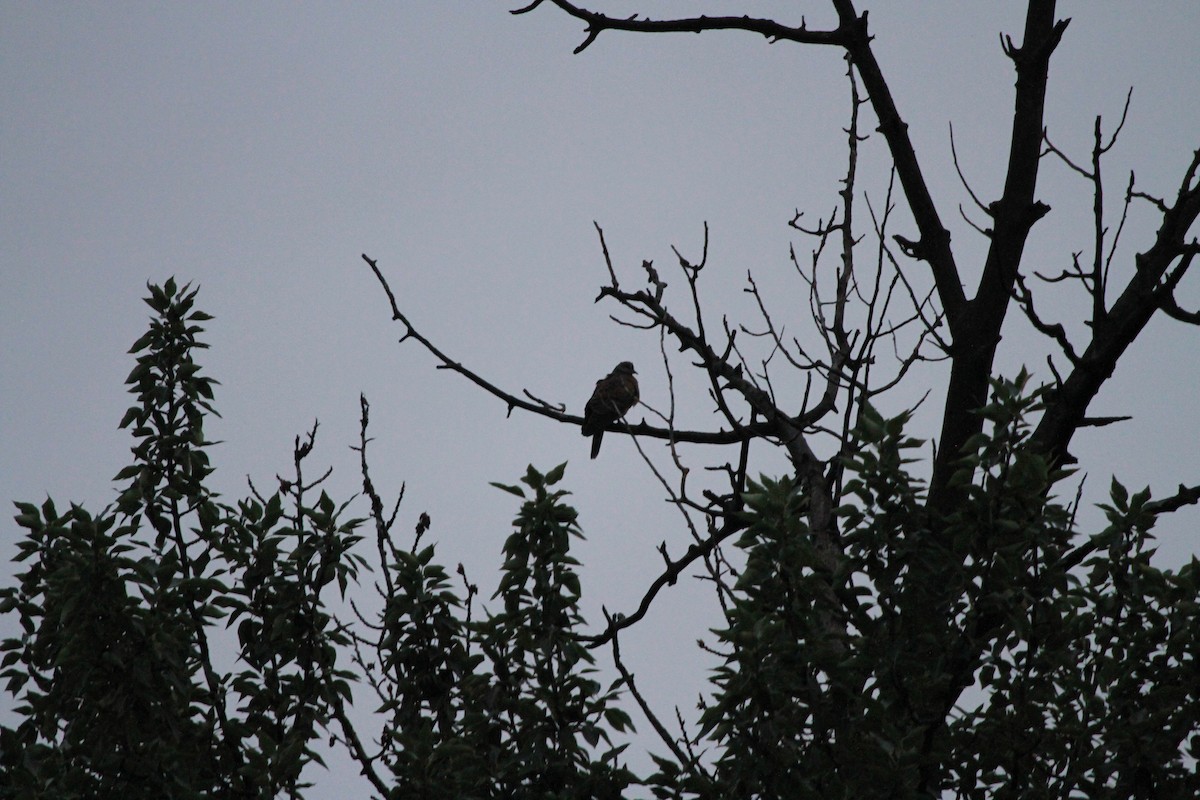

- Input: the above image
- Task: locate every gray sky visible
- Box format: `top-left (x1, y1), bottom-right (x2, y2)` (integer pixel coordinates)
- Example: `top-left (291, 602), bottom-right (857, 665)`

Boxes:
top-left (3, 2), bottom-right (1199, 795)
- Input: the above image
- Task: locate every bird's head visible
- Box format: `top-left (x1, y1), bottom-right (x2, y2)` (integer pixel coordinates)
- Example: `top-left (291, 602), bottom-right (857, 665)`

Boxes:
top-left (614, 361), bottom-right (637, 375)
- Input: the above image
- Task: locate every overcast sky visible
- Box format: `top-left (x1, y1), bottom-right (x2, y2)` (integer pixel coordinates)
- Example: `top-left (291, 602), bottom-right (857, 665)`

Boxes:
top-left (3, 2), bottom-right (1199, 795)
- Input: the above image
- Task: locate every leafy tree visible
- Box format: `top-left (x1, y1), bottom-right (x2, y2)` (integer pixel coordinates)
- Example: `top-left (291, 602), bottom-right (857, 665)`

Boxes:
top-left (1, 280), bottom-right (361, 799)
top-left (2, 283), bottom-right (633, 799)
top-left (6, 2), bottom-right (1200, 799)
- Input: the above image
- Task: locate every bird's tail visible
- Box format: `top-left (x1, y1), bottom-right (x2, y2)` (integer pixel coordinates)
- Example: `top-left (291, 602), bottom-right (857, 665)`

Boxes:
top-left (590, 430), bottom-right (603, 459)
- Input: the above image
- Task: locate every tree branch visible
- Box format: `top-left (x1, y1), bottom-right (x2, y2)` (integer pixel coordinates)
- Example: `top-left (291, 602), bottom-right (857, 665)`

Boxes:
top-left (580, 517), bottom-right (745, 648)
top-left (362, 253), bottom-right (770, 447)
top-left (513, 0), bottom-right (845, 54)
top-left (931, 2), bottom-right (1068, 503)
top-left (828, 0), bottom-right (967, 326)
top-left (1033, 149), bottom-right (1200, 464)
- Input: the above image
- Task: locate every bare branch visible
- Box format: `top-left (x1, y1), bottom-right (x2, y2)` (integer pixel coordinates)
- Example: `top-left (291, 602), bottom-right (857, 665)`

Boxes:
top-left (530, 0), bottom-right (968, 327)
top-left (949, 121), bottom-right (992, 216)
top-left (1042, 130), bottom-right (1091, 179)
top-left (1012, 272), bottom-right (1081, 365)
top-left (609, 625), bottom-right (710, 782)
top-left (1098, 87), bottom-right (1134, 155)
top-left (362, 252), bottom-right (769, 447)
top-left (1156, 247), bottom-right (1200, 324)
top-left (580, 518), bottom-right (745, 648)
top-left (1033, 148), bottom-right (1200, 463)
top-left (827, 0), bottom-right (967, 326)
top-left (1077, 415), bottom-right (1131, 428)
top-left (354, 394), bottom-right (404, 600)
top-left (521, 389), bottom-right (566, 412)
top-left (513, 0), bottom-right (844, 54)
top-left (593, 221), bottom-right (621, 288)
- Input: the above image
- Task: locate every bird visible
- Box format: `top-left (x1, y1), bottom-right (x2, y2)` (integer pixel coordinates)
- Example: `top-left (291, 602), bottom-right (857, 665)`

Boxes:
top-left (581, 361), bottom-right (639, 459)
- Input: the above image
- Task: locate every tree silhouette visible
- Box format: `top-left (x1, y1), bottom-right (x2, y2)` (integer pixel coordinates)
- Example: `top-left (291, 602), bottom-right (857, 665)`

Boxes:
top-left (5, 2), bottom-right (1200, 798)
top-left (363, 1), bottom-right (1200, 795)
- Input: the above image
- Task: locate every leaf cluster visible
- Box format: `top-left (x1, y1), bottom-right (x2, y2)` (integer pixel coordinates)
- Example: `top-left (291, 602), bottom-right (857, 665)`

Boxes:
top-left (656, 375), bottom-right (1200, 798)
top-left (1, 281), bottom-right (368, 799)
top-left (369, 465), bottom-right (635, 799)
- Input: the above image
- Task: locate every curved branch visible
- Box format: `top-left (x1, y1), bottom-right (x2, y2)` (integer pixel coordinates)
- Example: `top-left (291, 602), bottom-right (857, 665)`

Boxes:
top-left (580, 518), bottom-right (745, 648)
top-left (949, 121), bottom-right (992, 217)
top-left (1012, 272), bottom-right (1081, 365)
top-left (362, 253), bottom-right (771, 447)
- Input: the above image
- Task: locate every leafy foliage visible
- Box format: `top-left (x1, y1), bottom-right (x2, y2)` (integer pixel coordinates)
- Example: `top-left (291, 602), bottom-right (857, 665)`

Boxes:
top-left (663, 376), bottom-right (1200, 800)
top-left (0, 282), bottom-right (374, 797)
top-left (373, 464), bottom-right (634, 799)
top-left (3, 275), bottom-right (1199, 800)
top-left (1, 282), bottom-right (635, 799)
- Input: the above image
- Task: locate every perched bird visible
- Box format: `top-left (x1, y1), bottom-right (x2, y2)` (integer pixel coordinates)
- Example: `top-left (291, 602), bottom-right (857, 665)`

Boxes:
top-left (581, 361), bottom-right (639, 459)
